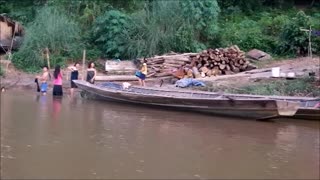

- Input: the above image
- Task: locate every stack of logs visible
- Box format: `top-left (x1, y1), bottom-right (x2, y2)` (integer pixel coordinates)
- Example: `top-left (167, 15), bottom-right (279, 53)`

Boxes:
top-left (142, 45), bottom-right (256, 79)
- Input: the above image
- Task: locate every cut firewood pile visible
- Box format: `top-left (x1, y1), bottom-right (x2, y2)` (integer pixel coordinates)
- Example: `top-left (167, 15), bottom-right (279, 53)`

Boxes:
top-left (140, 45), bottom-right (257, 79)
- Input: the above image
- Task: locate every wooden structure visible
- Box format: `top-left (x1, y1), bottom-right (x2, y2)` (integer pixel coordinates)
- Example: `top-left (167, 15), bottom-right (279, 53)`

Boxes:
top-left (0, 14), bottom-right (24, 53)
top-left (73, 80), bottom-right (305, 120)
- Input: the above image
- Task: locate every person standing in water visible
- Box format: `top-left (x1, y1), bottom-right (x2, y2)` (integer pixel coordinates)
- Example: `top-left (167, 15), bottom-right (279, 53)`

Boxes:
top-left (53, 65), bottom-right (63, 96)
top-left (86, 62), bottom-right (96, 84)
top-left (68, 62), bottom-right (80, 95)
top-left (36, 66), bottom-right (49, 95)
top-left (136, 63), bottom-right (147, 86)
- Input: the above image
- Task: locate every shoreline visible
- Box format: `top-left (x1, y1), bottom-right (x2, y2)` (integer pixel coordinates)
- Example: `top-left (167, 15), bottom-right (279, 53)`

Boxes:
top-left (1, 56), bottom-right (319, 97)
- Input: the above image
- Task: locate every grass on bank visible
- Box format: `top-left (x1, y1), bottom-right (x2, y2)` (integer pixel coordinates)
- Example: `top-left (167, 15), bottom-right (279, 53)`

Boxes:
top-left (195, 76), bottom-right (320, 97)
top-left (0, 66), bottom-right (4, 76)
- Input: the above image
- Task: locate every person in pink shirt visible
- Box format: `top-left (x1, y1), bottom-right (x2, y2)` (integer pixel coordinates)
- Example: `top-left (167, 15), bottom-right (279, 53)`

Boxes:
top-left (53, 65), bottom-right (63, 96)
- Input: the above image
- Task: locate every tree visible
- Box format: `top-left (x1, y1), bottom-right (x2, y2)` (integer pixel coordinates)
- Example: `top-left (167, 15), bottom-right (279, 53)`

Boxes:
top-left (278, 11), bottom-right (312, 55)
top-left (91, 10), bottom-right (130, 59)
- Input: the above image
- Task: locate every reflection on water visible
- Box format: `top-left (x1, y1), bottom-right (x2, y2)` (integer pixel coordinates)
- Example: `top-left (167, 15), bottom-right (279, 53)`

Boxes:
top-left (1, 91), bottom-right (319, 179)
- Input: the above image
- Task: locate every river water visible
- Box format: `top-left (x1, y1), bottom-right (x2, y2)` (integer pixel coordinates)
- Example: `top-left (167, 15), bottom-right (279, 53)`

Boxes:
top-left (1, 91), bottom-right (319, 179)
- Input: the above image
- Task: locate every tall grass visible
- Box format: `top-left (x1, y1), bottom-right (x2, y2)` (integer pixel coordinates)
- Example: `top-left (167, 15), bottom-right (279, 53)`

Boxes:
top-left (12, 6), bottom-right (82, 72)
top-left (125, 1), bottom-right (185, 58)
top-left (91, 0), bottom-right (220, 59)
top-left (0, 66), bottom-right (4, 76)
top-left (124, 0), bottom-right (220, 58)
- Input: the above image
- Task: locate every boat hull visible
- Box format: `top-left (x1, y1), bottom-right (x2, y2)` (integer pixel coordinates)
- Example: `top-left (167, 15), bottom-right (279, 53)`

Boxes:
top-left (75, 80), bottom-right (300, 119)
top-left (292, 108), bottom-right (320, 120)
top-left (82, 90), bottom-right (285, 119)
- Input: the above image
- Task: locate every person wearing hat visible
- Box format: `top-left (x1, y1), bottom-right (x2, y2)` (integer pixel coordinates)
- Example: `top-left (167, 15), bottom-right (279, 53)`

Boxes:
top-left (135, 63), bottom-right (147, 86)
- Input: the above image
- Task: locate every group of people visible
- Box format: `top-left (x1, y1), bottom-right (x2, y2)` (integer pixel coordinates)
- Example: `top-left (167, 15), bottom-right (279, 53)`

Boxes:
top-left (35, 59), bottom-right (148, 96)
top-left (35, 62), bottom-right (97, 96)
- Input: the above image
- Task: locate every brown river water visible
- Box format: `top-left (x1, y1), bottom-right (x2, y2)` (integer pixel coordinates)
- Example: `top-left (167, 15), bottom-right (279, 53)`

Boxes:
top-left (0, 91), bottom-right (319, 179)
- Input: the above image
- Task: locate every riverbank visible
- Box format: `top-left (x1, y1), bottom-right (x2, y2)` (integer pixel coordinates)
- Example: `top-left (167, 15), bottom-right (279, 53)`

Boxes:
top-left (190, 57), bottom-right (320, 97)
top-left (1, 57), bottom-right (319, 97)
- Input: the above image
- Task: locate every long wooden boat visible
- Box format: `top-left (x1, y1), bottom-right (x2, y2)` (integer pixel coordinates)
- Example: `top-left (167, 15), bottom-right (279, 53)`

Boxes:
top-left (73, 80), bottom-right (304, 120)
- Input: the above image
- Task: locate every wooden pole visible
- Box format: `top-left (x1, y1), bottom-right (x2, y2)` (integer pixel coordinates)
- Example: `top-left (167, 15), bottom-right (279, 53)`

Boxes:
top-left (309, 26), bottom-right (312, 59)
top-left (301, 27), bottom-right (313, 59)
top-left (45, 48), bottom-right (50, 69)
top-left (82, 49), bottom-right (86, 80)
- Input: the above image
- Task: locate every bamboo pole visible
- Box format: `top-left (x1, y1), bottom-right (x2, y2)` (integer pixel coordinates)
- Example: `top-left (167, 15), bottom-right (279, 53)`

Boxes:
top-left (309, 26), bottom-right (312, 59)
top-left (300, 26), bottom-right (313, 59)
top-left (82, 49), bottom-right (86, 80)
top-left (45, 47), bottom-right (50, 69)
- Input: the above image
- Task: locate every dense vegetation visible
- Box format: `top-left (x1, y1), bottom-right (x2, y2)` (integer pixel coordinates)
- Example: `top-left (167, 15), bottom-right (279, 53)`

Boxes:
top-left (1, 0), bottom-right (319, 72)
top-left (0, 66), bottom-right (3, 76)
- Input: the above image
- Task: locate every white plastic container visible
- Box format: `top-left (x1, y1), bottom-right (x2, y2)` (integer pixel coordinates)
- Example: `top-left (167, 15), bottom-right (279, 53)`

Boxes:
top-left (272, 67), bottom-right (280, 77)
top-left (287, 72), bottom-right (296, 78)
top-left (280, 72), bottom-right (286, 77)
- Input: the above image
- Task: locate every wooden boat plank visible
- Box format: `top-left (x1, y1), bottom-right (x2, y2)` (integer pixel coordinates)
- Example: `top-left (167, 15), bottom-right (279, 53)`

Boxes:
top-left (131, 85), bottom-right (319, 101)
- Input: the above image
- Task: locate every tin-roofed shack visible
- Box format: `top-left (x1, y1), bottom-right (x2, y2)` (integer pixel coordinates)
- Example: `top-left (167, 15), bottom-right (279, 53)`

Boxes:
top-left (0, 14), bottom-right (24, 54)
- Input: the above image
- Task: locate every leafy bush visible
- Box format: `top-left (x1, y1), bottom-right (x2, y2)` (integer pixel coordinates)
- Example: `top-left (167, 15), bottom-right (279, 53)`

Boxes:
top-left (219, 19), bottom-right (269, 52)
top-left (125, 0), bottom-right (187, 58)
top-left (216, 9), bottom-right (319, 56)
top-left (310, 12), bottom-right (320, 55)
top-left (0, 66), bottom-right (4, 76)
top-left (218, 0), bottom-right (263, 14)
top-left (277, 11), bottom-right (312, 56)
top-left (85, 48), bottom-right (103, 60)
top-left (90, 0), bottom-right (220, 59)
top-left (172, 24), bottom-right (206, 53)
top-left (180, 0), bottom-right (220, 31)
top-left (91, 10), bottom-right (130, 59)
top-left (12, 6), bottom-right (81, 72)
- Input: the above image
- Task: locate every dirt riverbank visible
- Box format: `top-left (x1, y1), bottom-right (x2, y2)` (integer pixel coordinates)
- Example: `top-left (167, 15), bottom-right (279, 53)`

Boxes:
top-left (1, 57), bottom-right (319, 96)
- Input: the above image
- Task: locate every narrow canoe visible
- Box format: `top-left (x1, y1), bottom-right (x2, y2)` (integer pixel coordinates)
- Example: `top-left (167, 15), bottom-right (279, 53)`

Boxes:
top-left (74, 80), bottom-right (301, 120)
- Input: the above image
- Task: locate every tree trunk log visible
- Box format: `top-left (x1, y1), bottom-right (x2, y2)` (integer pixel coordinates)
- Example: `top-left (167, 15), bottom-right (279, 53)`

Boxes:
top-left (192, 67), bottom-right (201, 78)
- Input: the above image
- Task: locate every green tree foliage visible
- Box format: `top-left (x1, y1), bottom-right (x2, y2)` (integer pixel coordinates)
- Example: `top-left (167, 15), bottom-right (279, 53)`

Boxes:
top-left (47, 0), bottom-right (111, 27)
top-left (12, 6), bottom-right (81, 72)
top-left (0, 0), bottom-right (11, 13)
top-left (125, 0), bottom-right (188, 58)
top-left (218, 0), bottom-right (263, 14)
top-left (3, 0), bottom-right (320, 72)
top-left (90, 0), bottom-right (220, 59)
top-left (180, 0), bottom-right (220, 30)
top-left (1, 0), bottom-right (47, 24)
top-left (0, 66), bottom-right (3, 76)
top-left (220, 19), bottom-right (270, 51)
top-left (180, 0), bottom-right (220, 43)
top-left (277, 11), bottom-right (312, 55)
top-left (218, 0), bottom-right (296, 14)
top-left (310, 12), bottom-right (320, 55)
top-left (91, 10), bottom-right (130, 58)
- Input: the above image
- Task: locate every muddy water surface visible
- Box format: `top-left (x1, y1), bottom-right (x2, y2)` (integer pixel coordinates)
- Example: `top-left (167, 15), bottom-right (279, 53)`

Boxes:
top-left (1, 91), bottom-right (319, 179)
